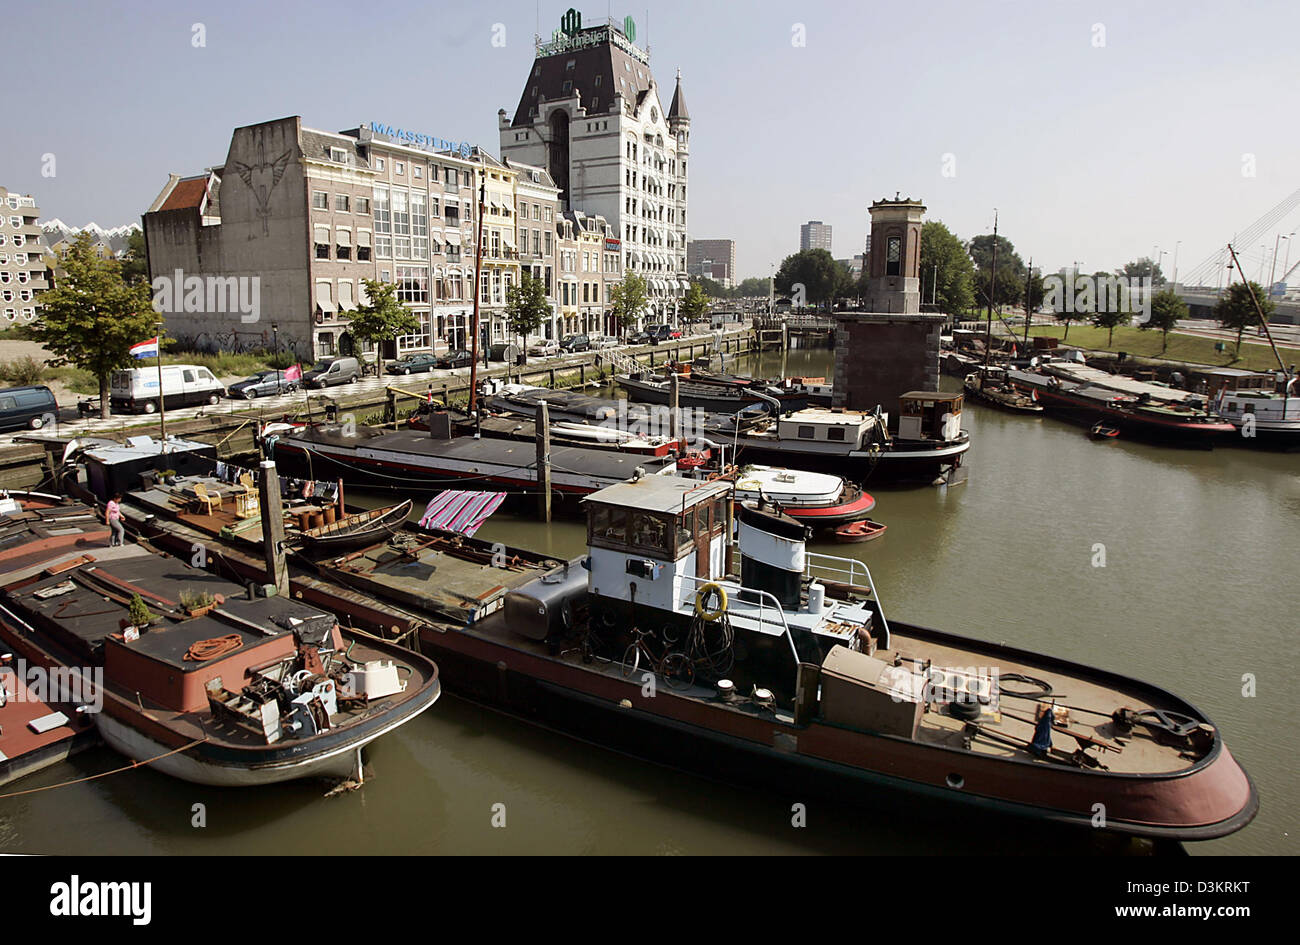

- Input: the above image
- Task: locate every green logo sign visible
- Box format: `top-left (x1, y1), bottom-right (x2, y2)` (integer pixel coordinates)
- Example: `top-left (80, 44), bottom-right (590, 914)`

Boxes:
top-left (623, 15), bottom-right (636, 41)
top-left (561, 8), bottom-right (582, 36)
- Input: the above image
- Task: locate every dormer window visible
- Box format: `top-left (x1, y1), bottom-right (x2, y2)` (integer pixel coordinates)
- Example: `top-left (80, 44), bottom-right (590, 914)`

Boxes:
top-left (330, 147), bottom-right (347, 163)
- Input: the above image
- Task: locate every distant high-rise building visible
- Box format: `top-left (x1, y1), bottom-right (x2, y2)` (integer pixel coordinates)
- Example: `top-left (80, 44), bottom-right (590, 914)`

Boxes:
top-left (687, 239), bottom-right (735, 288)
top-left (800, 220), bottom-right (832, 253)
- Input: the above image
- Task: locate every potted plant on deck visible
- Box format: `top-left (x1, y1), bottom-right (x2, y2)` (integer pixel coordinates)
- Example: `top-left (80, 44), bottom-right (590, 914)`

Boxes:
top-left (124, 592), bottom-right (154, 642)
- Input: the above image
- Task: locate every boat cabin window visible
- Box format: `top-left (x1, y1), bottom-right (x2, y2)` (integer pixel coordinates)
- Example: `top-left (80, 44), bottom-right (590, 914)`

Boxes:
top-left (589, 505), bottom-right (628, 544)
top-left (629, 511), bottom-right (670, 555)
top-left (797, 425), bottom-right (814, 438)
top-left (827, 427), bottom-right (846, 441)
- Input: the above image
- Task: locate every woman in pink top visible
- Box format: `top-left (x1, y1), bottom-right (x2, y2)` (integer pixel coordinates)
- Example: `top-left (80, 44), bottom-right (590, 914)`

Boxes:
top-left (106, 492), bottom-right (125, 547)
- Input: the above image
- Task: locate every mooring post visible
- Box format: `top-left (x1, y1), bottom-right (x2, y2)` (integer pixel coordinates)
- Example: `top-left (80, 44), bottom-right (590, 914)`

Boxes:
top-left (258, 460), bottom-right (289, 597)
top-left (669, 371), bottom-right (680, 445)
top-left (536, 400), bottom-right (552, 523)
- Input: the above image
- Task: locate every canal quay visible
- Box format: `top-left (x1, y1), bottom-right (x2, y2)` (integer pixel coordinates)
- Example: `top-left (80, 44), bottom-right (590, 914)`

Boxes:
top-left (1, 340), bottom-right (1290, 856)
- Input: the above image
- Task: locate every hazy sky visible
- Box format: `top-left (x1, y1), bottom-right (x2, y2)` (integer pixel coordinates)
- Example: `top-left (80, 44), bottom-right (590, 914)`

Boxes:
top-left (6, 0), bottom-right (1299, 285)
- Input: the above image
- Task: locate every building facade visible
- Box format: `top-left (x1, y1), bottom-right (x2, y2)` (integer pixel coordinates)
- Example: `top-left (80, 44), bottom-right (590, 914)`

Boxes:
top-left (508, 158), bottom-right (560, 340)
top-left (800, 220), bottom-right (832, 253)
top-left (499, 13), bottom-right (690, 327)
top-left (687, 238), bottom-right (735, 288)
top-left (0, 187), bottom-right (52, 326)
top-left (142, 116), bottom-right (527, 361)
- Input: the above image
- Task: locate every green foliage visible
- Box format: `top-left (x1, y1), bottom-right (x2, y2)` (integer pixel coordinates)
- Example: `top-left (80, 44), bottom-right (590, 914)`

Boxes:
top-left (611, 273), bottom-right (649, 329)
top-left (0, 356), bottom-right (47, 386)
top-left (346, 279), bottom-right (420, 375)
top-left (969, 233), bottom-right (1027, 310)
top-left (127, 593), bottom-right (153, 628)
top-left (26, 232), bottom-right (157, 418)
top-left (695, 277), bottom-right (727, 298)
top-left (919, 220), bottom-right (976, 315)
top-left (1215, 280), bottom-right (1274, 351)
top-left (680, 281), bottom-right (710, 321)
top-left (0, 323), bottom-right (36, 341)
top-left (505, 271), bottom-right (551, 356)
top-left (1122, 257), bottom-right (1167, 286)
top-left (1143, 289), bottom-right (1187, 351)
top-left (179, 589), bottom-right (216, 612)
top-left (734, 277), bottom-right (770, 298)
top-left (774, 249), bottom-right (839, 307)
top-left (121, 229), bottom-right (148, 286)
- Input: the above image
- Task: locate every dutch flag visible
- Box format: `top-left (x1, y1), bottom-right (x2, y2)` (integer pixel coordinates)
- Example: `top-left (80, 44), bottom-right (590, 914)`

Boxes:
top-left (129, 336), bottom-right (160, 359)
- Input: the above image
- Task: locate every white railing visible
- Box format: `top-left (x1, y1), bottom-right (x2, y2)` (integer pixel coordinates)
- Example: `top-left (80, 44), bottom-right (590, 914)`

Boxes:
top-left (678, 573), bottom-right (800, 669)
top-left (805, 551), bottom-right (891, 646)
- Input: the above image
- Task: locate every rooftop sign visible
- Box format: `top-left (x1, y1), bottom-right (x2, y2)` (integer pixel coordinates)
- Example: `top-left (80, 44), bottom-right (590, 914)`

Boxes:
top-left (367, 122), bottom-right (473, 158)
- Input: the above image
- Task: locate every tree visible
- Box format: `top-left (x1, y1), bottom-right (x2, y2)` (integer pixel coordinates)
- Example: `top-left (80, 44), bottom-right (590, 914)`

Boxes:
top-left (774, 248), bottom-right (839, 308)
top-left (680, 281), bottom-right (710, 322)
top-left (610, 272), bottom-right (648, 333)
top-left (28, 232), bottom-right (156, 418)
top-left (969, 233), bottom-right (1026, 310)
top-left (919, 220), bottom-right (976, 315)
top-left (1091, 307), bottom-right (1130, 347)
top-left (695, 276), bottom-right (727, 298)
top-left (505, 271), bottom-right (550, 363)
top-left (1144, 288), bottom-right (1186, 352)
top-left (346, 279), bottom-right (419, 376)
top-left (1046, 269), bottom-right (1091, 341)
top-left (1122, 257), bottom-right (1167, 287)
top-left (734, 277), bottom-right (769, 298)
top-left (120, 229), bottom-right (148, 286)
top-left (831, 262), bottom-right (857, 303)
top-left (1215, 281), bottom-right (1274, 353)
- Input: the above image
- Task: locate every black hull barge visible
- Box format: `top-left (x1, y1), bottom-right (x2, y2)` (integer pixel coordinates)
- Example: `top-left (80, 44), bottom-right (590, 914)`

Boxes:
top-left (115, 470), bottom-right (1256, 841)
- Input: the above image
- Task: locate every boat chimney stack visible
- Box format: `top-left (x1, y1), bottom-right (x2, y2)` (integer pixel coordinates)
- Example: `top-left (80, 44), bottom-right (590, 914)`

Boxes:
top-left (736, 502), bottom-right (807, 609)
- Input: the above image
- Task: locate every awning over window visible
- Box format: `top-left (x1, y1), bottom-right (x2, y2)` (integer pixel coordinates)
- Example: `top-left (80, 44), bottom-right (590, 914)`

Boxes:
top-left (338, 281), bottom-right (355, 311)
top-left (357, 229), bottom-right (372, 247)
top-left (444, 231), bottom-right (462, 245)
top-left (314, 225), bottom-right (330, 243)
top-left (336, 229), bottom-right (351, 247)
top-left (316, 282), bottom-right (335, 312)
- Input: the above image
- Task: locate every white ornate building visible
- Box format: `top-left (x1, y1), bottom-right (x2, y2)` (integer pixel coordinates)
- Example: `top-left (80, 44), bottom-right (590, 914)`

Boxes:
top-left (499, 12), bottom-right (689, 326)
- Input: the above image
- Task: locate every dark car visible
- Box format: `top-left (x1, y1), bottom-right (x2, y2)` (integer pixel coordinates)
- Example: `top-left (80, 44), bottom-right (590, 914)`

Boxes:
top-left (0, 385), bottom-right (58, 431)
top-left (648, 324), bottom-right (678, 342)
top-left (385, 353), bottom-right (440, 375)
top-left (435, 349), bottom-right (473, 369)
top-left (228, 370), bottom-right (298, 399)
top-left (628, 331), bottom-right (654, 345)
top-left (559, 333), bottom-right (590, 353)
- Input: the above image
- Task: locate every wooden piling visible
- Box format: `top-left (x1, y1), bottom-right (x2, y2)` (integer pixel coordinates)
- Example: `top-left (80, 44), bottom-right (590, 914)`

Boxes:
top-left (258, 460), bottom-right (289, 597)
top-left (536, 400), bottom-right (552, 523)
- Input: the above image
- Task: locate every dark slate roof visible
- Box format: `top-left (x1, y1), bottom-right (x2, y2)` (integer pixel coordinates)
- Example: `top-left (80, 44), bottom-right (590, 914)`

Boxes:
top-left (510, 29), bottom-right (654, 126)
top-left (301, 130), bottom-right (370, 170)
top-left (668, 71), bottom-right (689, 121)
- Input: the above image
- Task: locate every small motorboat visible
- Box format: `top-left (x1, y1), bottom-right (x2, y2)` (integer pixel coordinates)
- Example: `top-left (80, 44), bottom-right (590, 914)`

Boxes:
top-left (296, 499), bottom-right (413, 552)
top-left (1090, 422), bottom-right (1120, 440)
top-left (834, 518), bottom-right (888, 543)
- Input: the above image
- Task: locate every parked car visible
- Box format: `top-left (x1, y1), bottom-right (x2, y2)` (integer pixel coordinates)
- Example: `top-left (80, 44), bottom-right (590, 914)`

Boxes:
top-left (559, 333), bottom-right (590, 353)
top-left (0, 385), bottom-right (58, 431)
top-left (110, 364), bottom-right (226, 413)
top-left (385, 353), bottom-right (440, 376)
top-left (435, 349), bottom-right (473, 369)
top-left (528, 339), bottom-right (561, 357)
top-left (628, 330), bottom-right (654, 345)
top-left (302, 356), bottom-right (360, 389)
top-left (590, 335), bottom-right (619, 349)
top-left (228, 370), bottom-right (299, 399)
top-left (488, 342), bottom-right (521, 363)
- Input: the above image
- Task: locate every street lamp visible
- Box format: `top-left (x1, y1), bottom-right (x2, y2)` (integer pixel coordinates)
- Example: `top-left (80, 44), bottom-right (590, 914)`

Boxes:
top-left (1269, 233), bottom-right (1292, 296)
top-left (272, 322), bottom-right (280, 392)
top-left (1172, 241), bottom-right (1181, 288)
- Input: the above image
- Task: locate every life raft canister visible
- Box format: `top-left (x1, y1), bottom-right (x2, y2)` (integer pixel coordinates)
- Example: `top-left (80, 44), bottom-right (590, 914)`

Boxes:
top-left (694, 582), bottom-right (728, 621)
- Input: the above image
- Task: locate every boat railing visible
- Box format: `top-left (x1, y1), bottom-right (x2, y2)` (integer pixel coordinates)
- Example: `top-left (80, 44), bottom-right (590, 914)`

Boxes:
top-left (678, 572), bottom-right (800, 670)
top-left (805, 551), bottom-right (891, 646)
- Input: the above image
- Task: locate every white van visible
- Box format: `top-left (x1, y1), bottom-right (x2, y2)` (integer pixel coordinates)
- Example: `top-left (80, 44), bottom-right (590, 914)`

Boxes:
top-left (110, 364), bottom-right (226, 414)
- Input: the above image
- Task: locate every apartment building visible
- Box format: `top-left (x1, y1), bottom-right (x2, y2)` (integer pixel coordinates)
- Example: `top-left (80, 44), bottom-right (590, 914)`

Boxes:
top-left (0, 186), bottom-right (52, 325)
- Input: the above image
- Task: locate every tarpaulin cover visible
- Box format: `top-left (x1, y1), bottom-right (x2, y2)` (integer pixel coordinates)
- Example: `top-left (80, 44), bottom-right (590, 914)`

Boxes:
top-left (419, 490), bottom-right (507, 537)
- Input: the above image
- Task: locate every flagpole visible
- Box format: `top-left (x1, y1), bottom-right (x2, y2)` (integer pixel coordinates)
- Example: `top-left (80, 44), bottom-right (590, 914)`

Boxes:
top-left (154, 322), bottom-right (166, 449)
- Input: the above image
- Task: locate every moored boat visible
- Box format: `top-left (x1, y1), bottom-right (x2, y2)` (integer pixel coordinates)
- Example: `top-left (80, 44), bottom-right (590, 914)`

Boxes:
top-left (0, 496), bottom-right (441, 788)
top-left (296, 499), bottom-right (413, 553)
top-left (834, 518), bottom-right (887, 543)
top-left (964, 369), bottom-right (1044, 414)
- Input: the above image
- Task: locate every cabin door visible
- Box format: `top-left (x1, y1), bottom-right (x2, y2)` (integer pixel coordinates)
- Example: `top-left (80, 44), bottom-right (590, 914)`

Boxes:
top-left (695, 505), bottom-right (711, 580)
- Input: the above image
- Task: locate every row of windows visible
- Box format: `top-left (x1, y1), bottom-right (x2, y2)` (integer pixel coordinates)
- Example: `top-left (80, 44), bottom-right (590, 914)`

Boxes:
top-left (0, 288), bottom-right (35, 302)
top-left (0, 270), bottom-right (34, 284)
top-left (0, 253), bottom-right (33, 266)
top-left (370, 157), bottom-right (473, 189)
top-left (0, 232), bottom-right (27, 246)
top-left (1, 307), bottom-right (37, 321)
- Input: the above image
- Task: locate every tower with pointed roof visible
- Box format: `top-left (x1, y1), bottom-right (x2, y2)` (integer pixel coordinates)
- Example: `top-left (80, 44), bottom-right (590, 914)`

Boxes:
top-left (499, 10), bottom-right (689, 325)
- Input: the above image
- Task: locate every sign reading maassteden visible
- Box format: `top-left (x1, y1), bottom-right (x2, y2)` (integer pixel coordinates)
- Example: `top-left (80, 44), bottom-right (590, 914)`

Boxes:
top-left (367, 122), bottom-right (473, 158)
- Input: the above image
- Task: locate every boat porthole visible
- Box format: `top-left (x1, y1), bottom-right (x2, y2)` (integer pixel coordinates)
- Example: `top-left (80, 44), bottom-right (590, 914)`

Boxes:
top-left (946, 773), bottom-right (964, 790)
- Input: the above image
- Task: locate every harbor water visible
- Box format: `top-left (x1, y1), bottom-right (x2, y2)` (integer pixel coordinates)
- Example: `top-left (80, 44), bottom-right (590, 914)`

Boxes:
top-left (1, 347), bottom-right (1293, 855)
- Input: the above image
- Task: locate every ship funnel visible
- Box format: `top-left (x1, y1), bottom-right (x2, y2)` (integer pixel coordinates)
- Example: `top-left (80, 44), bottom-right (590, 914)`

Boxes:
top-left (736, 501), bottom-right (808, 609)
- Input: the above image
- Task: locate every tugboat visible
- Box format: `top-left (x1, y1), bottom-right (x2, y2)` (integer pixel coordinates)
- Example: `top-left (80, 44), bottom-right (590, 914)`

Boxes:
top-left (121, 464), bottom-right (1257, 839)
